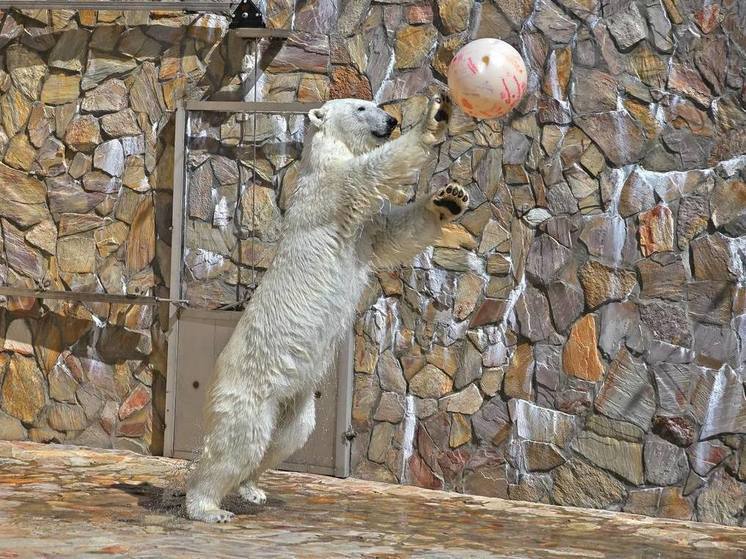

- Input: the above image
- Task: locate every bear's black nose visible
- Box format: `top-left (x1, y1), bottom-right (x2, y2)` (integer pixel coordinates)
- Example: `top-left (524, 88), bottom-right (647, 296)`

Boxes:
top-left (387, 115), bottom-right (398, 128)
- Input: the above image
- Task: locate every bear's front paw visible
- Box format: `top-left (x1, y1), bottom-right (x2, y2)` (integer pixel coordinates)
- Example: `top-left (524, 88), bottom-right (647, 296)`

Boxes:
top-left (428, 183), bottom-right (469, 222)
top-left (421, 94), bottom-right (451, 146)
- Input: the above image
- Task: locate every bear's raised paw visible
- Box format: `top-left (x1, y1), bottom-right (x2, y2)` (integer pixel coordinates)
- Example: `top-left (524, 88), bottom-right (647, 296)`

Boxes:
top-left (421, 94), bottom-right (451, 145)
top-left (429, 183), bottom-right (469, 221)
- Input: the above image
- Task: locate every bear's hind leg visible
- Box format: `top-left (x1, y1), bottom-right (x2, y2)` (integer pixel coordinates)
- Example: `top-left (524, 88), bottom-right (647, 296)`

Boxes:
top-left (238, 392), bottom-right (316, 504)
top-left (186, 400), bottom-right (277, 522)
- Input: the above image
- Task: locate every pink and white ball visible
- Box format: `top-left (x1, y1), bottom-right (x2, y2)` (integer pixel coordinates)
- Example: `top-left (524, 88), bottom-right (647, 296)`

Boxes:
top-left (447, 38), bottom-right (528, 119)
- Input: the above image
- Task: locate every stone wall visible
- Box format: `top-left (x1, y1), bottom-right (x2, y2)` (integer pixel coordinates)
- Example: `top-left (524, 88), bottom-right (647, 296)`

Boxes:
top-left (0, 0), bottom-right (745, 526)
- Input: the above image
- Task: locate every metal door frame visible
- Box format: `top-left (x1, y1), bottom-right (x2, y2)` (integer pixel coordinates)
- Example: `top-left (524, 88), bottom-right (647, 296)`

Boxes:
top-left (163, 100), bottom-right (354, 477)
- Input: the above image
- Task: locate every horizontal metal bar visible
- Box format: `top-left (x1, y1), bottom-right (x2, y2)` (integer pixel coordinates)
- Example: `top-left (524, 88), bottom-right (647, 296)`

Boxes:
top-left (231, 28), bottom-right (292, 39)
top-left (0, 1), bottom-right (235, 11)
top-left (0, 286), bottom-right (188, 306)
top-left (179, 308), bottom-right (243, 321)
top-left (184, 100), bottom-right (322, 113)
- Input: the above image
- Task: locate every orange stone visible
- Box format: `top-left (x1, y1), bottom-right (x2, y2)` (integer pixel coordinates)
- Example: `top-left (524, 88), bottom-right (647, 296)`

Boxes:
top-left (639, 204), bottom-right (674, 257)
top-left (330, 66), bottom-right (372, 100)
top-left (563, 315), bottom-right (604, 381)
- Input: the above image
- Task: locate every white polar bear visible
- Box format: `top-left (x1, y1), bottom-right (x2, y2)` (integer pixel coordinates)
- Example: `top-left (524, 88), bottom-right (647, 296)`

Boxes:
top-left (186, 95), bottom-right (469, 522)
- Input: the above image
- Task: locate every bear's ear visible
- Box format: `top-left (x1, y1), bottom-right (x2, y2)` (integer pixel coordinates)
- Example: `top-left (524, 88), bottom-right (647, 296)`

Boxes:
top-left (308, 108), bottom-right (325, 128)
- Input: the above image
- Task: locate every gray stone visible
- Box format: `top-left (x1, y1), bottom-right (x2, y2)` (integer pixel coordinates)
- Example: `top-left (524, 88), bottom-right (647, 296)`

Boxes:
top-left (47, 403), bottom-right (88, 432)
top-left (690, 234), bottom-right (737, 281)
top-left (373, 392), bottom-right (405, 423)
top-left (586, 414), bottom-right (644, 442)
top-left (82, 79), bottom-right (128, 114)
top-left (533, 0), bottom-right (578, 43)
top-left (639, 302), bottom-right (691, 347)
top-left (546, 280), bottom-right (584, 333)
top-left (455, 341), bottom-right (483, 390)
top-left (514, 286), bottom-right (555, 342)
top-left (49, 29), bottom-right (89, 73)
top-left (688, 281), bottom-right (733, 325)
top-left (571, 68), bottom-right (618, 114)
top-left (571, 430), bottom-right (644, 485)
top-left (598, 302), bottom-right (641, 359)
top-left (368, 421), bottom-right (396, 463)
top-left (644, 436), bottom-right (688, 485)
top-left (696, 473), bottom-right (746, 526)
top-left (82, 53), bottom-right (137, 90)
top-left (534, 344), bottom-right (561, 391)
top-left (578, 215), bottom-right (627, 266)
top-left (618, 168), bottom-right (657, 217)
top-left (552, 460), bottom-right (626, 508)
top-left (688, 440), bottom-right (730, 477)
top-left (377, 352), bottom-right (406, 394)
top-left (93, 140), bottom-right (124, 177)
top-left (526, 235), bottom-right (572, 286)
top-left (605, 1), bottom-right (647, 50)
top-left (646, 0), bottom-right (673, 52)
top-left (519, 440), bottom-right (566, 472)
top-left (509, 399), bottom-right (576, 447)
top-left (653, 363), bottom-right (698, 415)
top-left (575, 111), bottom-right (646, 166)
top-left (595, 349), bottom-right (655, 429)
top-left (690, 366), bottom-right (746, 440)
top-left (692, 323), bottom-right (739, 368)
top-left (471, 396), bottom-right (510, 445)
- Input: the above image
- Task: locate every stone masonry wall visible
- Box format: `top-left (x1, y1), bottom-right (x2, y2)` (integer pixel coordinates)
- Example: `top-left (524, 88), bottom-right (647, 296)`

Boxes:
top-left (0, 0), bottom-right (745, 526)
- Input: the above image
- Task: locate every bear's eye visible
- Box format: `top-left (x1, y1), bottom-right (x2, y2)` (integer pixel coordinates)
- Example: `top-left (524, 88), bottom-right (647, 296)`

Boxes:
top-left (357, 106), bottom-right (366, 112)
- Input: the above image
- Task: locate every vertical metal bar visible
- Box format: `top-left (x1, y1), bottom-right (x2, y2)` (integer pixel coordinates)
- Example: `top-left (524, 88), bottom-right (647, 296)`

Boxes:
top-left (250, 38), bottom-right (258, 291)
top-left (334, 331), bottom-right (354, 478)
top-left (164, 102), bottom-right (188, 458)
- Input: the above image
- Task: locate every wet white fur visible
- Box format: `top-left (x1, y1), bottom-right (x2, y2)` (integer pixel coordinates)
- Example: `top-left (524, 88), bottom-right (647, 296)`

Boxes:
top-left (185, 97), bottom-right (463, 523)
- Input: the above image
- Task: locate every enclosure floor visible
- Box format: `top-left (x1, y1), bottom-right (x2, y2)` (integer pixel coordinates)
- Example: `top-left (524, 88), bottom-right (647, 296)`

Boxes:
top-left (1, 442), bottom-right (745, 559)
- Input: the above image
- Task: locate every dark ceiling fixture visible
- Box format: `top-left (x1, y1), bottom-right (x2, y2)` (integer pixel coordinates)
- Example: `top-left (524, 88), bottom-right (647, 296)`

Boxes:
top-left (230, 0), bottom-right (265, 28)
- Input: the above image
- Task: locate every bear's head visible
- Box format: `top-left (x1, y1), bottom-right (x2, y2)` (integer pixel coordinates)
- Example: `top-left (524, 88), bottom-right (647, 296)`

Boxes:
top-left (307, 99), bottom-right (398, 156)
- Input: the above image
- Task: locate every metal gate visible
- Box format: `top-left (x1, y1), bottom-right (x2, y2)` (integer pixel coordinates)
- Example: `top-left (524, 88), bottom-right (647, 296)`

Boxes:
top-left (163, 99), bottom-right (354, 477)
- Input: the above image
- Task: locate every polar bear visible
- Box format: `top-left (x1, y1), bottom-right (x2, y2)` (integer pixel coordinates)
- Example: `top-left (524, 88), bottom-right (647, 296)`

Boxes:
top-left (185, 95), bottom-right (469, 522)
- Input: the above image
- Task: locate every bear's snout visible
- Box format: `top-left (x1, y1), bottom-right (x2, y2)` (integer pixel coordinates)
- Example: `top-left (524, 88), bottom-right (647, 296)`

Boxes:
top-left (386, 115), bottom-right (398, 129)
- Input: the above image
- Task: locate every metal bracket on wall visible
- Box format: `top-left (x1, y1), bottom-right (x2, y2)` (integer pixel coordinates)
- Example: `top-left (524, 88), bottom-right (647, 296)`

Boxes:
top-left (0, 1), bottom-right (236, 10)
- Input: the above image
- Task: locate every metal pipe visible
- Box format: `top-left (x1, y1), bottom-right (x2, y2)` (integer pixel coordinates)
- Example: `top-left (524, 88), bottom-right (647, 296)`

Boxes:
top-left (184, 100), bottom-right (322, 113)
top-left (0, 1), bottom-right (235, 11)
top-left (0, 286), bottom-right (188, 306)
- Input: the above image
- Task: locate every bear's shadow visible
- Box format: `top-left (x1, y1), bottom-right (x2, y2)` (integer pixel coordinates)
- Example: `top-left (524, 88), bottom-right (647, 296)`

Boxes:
top-left (113, 482), bottom-right (287, 520)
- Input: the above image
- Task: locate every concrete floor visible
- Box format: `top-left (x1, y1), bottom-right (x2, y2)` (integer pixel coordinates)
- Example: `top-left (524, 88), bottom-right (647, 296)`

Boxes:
top-left (0, 442), bottom-right (745, 558)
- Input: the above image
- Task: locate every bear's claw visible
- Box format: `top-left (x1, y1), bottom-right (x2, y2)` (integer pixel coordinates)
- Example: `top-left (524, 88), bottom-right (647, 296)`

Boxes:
top-left (422, 94), bottom-right (451, 144)
top-left (430, 183), bottom-right (469, 221)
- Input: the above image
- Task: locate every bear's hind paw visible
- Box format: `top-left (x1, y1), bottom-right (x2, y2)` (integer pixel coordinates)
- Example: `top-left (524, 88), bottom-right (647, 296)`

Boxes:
top-left (239, 482), bottom-right (267, 505)
top-left (430, 183), bottom-right (469, 221)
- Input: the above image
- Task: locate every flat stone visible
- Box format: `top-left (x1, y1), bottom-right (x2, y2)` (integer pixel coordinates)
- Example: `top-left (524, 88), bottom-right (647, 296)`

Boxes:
top-left (126, 198), bottom-right (156, 273)
top-left (1, 87), bottom-right (32, 137)
top-left (688, 281), bottom-right (733, 325)
top-left (376, 352), bottom-right (406, 394)
top-left (27, 103), bottom-right (52, 149)
top-left (3, 219), bottom-right (45, 280)
top-left (533, 0), bottom-right (578, 43)
top-left (546, 280), bottom-right (584, 333)
top-left (711, 179), bottom-right (746, 234)
top-left (691, 233), bottom-right (737, 281)
top-left (47, 403), bottom-right (88, 432)
top-left (432, 248), bottom-right (484, 274)
top-left (394, 25), bottom-right (437, 70)
top-left (509, 399), bottom-right (576, 447)
top-left (571, 431), bottom-right (643, 485)
top-left (605, 1), bottom-right (647, 50)
top-left (57, 234), bottom-right (96, 274)
top-left (82, 79), bottom-right (128, 114)
top-left (552, 459), bottom-right (626, 509)
top-left (563, 315), bottom-right (604, 381)
top-left (690, 366), bottom-right (746, 440)
top-left (514, 287), bottom-right (554, 342)
top-left (471, 396), bottom-right (510, 445)
top-left (668, 63), bottom-right (712, 108)
top-left (368, 421), bottom-right (395, 463)
top-left (0, 410), bottom-right (26, 441)
top-left (0, 163), bottom-right (49, 227)
top-left (438, 0), bottom-right (474, 33)
top-left (49, 366), bottom-right (79, 403)
top-left (479, 368), bottom-right (504, 397)
top-left (586, 414), bottom-right (644, 442)
top-left (123, 156), bottom-right (149, 192)
top-left (65, 115), bottom-right (102, 152)
top-left (129, 63), bottom-right (164, 126)
top-left (82, 53), bottom-right (137, 90)
top-left (575, 111), bottom-right (645, 166)
top-left (101, 109), bottom-right (141, 138)
top-left (639, 302), bottom-right (691, 347)
top-left (330, 66), bottom-right (372, 100)
top-left (0, 356), bottom-right (45, 423)
top-left (526, 235), bottom-right (572, 286)
top-left (453, 273), bottom-right (484, 322)
top-left (521, 441), bottom-right (565, 472)
top-left (578, 215), bottom-right (627, 266)
top-left (598, 301), bottom-right (642, 358)
top-left (687, 440), bottom-right (729, 477)
top-left (25, 220), bottom-right (57, 255)
top-left (639, 204), bottom-right (674, 256)
top-left (49, 28), bottom-right (89, 72)
top-left (93, 140), bottom-right (124, 177)
top-left (449, 413), bottom-right (472, 448)
top-left (644, 436), bottom-right (688, 485)
top-left (696, 473), bottom-right (746, 526)
top-left (578, 260), bottom-right (637, 309)
top-left (410, 365), bottom-right (453, 399)
top-left (3, 133), bottom-right (35, 171)
top-left (692, 323), bottom-right (738, 368)
top-left (374, 392), bottom-right (404, 423)
top-left (595, 349), bottom-right (655, 429)
top-left (478, 220), bottom-right (510, 254)
top-left (637, 255), bottom-right (687, 300)
top-left (268, 33), bottom-right (330, 74)
top-left (571, 68), bottom-right (618, 114)
top-left (33, 137), bottom-right (66, 178)
top-left (6, 44), bottom-right (45, 100)
top-left (40, 73), bottom-right (81, 106)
